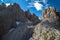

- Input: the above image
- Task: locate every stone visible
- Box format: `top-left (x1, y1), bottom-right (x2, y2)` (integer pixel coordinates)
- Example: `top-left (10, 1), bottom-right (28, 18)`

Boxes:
top-left (29, 7), bottom-right (60, 40)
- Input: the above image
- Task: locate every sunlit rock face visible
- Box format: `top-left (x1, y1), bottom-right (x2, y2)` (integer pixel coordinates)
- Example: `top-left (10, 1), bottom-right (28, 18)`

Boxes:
top-left (29, 23), bottom-right (60, 40)
top-left (41, 7), bottom-right (59, 23)
top-left (29, 7), bottom-right (60, 40)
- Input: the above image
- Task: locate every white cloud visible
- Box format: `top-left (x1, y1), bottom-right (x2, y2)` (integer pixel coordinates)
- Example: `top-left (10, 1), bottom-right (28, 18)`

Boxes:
top-left (27, 0), bottom-right (49, 11)
top-left (34, 1), bottom-right (43, 11)
top-left (5, 3), bottom-right (10, 7)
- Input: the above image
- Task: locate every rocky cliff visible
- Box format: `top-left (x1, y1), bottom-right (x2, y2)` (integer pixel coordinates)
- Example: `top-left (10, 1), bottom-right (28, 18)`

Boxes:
top-left (2, 6), bottom-right (60, 40)
top-left (0, 3), bottom-right (60, 40)
top-left (0, 3), bottom-right (40, 39)
top-left (25, 10), bottom-right (40, 24)
top-left (29, 7), bottom-right (60, 40)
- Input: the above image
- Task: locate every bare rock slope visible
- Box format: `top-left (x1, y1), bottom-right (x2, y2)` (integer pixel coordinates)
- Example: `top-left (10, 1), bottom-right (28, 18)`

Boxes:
top-left (29, 7), bottom-right (60, 40)
top-left (1, 3), bottom-right (60, 40)
top-left (0, 3), bottom-right (40, 38)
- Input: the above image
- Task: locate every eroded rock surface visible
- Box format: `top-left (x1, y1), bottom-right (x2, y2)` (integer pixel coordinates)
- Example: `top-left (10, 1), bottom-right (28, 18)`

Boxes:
top-left (29, 7), bottom-right (60, 40)
top-left (0, 3), bottom-right (40, 39)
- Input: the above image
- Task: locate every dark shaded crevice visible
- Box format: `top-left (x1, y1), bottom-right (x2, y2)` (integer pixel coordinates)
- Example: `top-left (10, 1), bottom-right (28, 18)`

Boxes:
top-left (22, 28), bottom-right (34, 40)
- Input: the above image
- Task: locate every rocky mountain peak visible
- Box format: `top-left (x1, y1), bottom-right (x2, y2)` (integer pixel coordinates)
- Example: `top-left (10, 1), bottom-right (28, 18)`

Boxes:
top-left (29, 7), bottom-right (60, 40)
top-left (0, 3), bottom-right (60, 40)
top-left (41, 7), bottom-right (59, 23)
top-left (0, 3), bottom-right (40, 38)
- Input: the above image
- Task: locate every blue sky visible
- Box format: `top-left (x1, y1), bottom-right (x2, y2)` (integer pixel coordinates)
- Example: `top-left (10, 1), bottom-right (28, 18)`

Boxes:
top-left (0, 0), bottom-right (60, 18)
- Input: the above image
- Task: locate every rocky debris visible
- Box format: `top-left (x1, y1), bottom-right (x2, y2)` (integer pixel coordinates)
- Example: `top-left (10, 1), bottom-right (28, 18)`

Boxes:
top-left (29, 7), bottom-right (60, 40)
top-left (29, 23), bottom-right (60, 40)
top-left (2, 25), bottom-right (34, 40)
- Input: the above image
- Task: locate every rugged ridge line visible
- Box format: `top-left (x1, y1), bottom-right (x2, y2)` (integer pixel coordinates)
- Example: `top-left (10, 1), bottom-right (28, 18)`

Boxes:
top-left (29, 7), bottom-right (60, 40)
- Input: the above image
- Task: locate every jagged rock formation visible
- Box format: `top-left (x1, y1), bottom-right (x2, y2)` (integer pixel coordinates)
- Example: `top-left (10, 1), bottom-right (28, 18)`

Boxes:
top-left (41, 7), bottom-right (59, 22)
top-left (0, 3), bottom-right (60, 40)
top-left (0, 3), bottom-right (40, 40)
top-left (7, 3), bottom-right (40, 23)
top-left (25, 10), bottom-right (40, 24)
top-left (0, 3), bottom-right (16, 37)
top-left (29, 7), bottom-right (60, 40)
top-left (1, 3), bottom-right (60, 40)
top-left (13, 3), bottom-right (28, 22)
